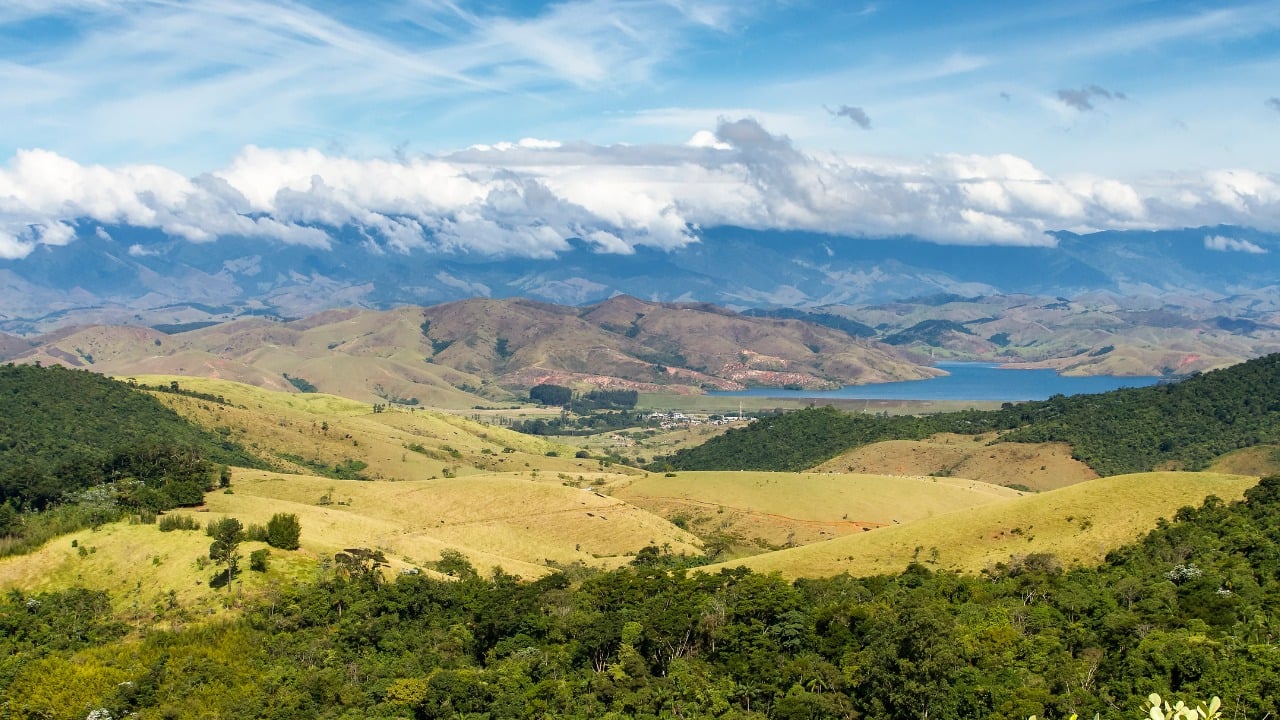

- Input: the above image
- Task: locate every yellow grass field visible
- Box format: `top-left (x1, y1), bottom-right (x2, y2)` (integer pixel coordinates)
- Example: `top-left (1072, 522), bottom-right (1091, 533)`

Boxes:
top-left (211, 469), bottom-right (702, 573)
top-left (812, 432), bottom-right (1098, 491)
top-left (706, 471), bottom-right (1258, 579)
top-left (613, 470), bottom-right (1022, 549)
top-left (0, 468), bottom-right (702, 623)
top-left (130, 375), bottom-right (641, 482)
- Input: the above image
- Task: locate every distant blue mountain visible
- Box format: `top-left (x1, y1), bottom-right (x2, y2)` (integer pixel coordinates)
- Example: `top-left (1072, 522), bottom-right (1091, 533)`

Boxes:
top-left (1, 222), bottom-right (1276, 324)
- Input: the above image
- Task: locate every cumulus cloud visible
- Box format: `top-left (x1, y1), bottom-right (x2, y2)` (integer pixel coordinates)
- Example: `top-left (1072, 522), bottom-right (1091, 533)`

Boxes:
top-left (827, 105), bottom-right (872, 129)
top-left (2, 119), bottom-right (1280, 261)
top-left (1204, 235), bottom-right (1267, 254)
top-left (1056, 85), bottom-right (1127, 111)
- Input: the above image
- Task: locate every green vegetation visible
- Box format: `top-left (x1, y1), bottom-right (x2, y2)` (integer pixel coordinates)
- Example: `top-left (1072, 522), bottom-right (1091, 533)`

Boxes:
top-left (881, 318), bottom-right (975, 345)
top-left (529, 383), bottom-right (572, 406)
top-left (658, 353), bottom-right (1280, 475)
top-left (653, 405), bottom-right (1017, 471)
top-left (282, 373), bottom-right (318, 393)
top-left (0, 363), bottom-right (259, 515)
top-left (207, 516), bottom-right (244, 589)
top-left (5, 478), bottom-right (1280, 717)
top-left (276, 453), bottom-right (369, 480)
top-left (266, 512), bottom-right (301, 550)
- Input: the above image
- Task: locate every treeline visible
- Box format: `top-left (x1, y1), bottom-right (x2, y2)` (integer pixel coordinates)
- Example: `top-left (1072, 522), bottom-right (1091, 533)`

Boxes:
top-left (6, 478), bottom-right (1280, 718)
top-left (512, 411), bottom-right (643, 437)
top-left (0, 364), bottom-right (260, 522)
top-left (656, 353), bottom-right (1280, 474)
top-left (530, 383), bottom-right (639, 411)
top-left (650, 405), bottom-right (1027, 471)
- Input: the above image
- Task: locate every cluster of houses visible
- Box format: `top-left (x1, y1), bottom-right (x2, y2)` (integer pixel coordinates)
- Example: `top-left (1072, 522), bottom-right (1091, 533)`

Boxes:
top-left (644, 411), bottom-right (748, 429)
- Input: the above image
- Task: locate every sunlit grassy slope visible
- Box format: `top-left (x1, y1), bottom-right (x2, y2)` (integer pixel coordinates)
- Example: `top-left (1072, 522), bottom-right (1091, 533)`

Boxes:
top-left (613, 471), bottom-right (1021, 548)
top-left (811, 432), bottom-right (1098, 492)
top-left (130, 374), bottom-right (638, 481)
top-left (706, 472), bottom-right (1257, 579)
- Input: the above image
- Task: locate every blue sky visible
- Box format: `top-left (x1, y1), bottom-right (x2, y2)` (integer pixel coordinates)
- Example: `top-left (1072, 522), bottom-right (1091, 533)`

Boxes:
top-left (0, 0), bottom-right (1278, 258)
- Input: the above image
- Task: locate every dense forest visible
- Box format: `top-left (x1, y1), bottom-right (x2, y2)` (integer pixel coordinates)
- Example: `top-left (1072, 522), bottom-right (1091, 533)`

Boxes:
top-left (655, 353), bottom-right (1280, 475)
top-left (5, 477), bottom-right (1280, 718)
top-left (0, 364), bottom-right (260, 535)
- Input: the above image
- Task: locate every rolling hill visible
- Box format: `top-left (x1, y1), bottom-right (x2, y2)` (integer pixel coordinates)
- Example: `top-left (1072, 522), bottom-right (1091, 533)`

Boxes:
top-left (1, 296), bottom-right (937, 403)
top-left (707, 471), bottom-right (1259, 578)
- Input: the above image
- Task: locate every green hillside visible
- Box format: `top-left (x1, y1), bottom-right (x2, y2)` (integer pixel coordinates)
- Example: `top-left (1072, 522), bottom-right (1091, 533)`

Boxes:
top-left (0, 364), bottom-right (260, 512)
top-left (656, 353), bottom-right (1280, 475)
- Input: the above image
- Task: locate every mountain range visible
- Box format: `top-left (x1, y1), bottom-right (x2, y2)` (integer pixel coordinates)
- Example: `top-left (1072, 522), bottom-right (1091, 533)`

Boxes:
top-left (2, 222), bottom-right (1277, 334)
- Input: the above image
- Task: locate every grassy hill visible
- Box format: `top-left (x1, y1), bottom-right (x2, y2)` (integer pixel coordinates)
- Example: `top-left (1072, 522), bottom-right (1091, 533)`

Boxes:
top-left (612, 470), bottom-right (1021, 550)
top-left (8, 297), bottom-right (936, 403)
top-left (706, 471), bottom-right (1257, 578)
top-left (811, 431), bottom-right (1097, 491)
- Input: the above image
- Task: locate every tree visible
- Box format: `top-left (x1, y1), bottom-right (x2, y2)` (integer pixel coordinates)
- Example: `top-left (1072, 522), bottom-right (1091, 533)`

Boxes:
top-left (208, 518), bottom-right (244, 589)
top-left (530, 383), bottom-right (572, 406)
top-left (265, 512), bottom-right (301, 550)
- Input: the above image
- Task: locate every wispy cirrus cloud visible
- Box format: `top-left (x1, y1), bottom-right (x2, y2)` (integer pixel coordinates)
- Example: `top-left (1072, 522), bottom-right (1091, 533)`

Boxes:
top-left (0, 0), bottom-right (746, 169)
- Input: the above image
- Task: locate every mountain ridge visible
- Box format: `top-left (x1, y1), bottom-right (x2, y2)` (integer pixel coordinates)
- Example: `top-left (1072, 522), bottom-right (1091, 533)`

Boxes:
top-left (2, 223), bottom-right (1278, 333)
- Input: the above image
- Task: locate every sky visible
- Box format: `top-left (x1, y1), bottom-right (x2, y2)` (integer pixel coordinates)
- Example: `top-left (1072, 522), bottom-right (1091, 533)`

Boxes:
top-left (1, 0), bottom-right (1279, 260)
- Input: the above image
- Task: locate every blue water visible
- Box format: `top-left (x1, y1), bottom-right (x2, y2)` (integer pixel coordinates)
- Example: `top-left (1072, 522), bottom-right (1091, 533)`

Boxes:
top-left (708, 362), bottom-right (1163, 402)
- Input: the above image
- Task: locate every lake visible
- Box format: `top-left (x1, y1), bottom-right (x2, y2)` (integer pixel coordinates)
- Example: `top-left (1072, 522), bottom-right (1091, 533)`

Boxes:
top-left (708, 362), bottom-right (1164, 402)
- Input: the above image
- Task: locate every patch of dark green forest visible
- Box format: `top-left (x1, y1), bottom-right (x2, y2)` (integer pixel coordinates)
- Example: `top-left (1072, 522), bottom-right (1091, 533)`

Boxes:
top-left (0, 364), bottom-right (262, 554)
top-left (6, 477), bottom-right (1280, 718)
top-left (652, 353), bottom-right (1280, 475)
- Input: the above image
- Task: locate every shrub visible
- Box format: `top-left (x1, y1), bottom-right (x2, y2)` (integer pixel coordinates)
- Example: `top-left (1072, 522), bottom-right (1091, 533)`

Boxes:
top-left (249, 548), bottom-right (269, 572)
top-left (157, 514), bottom-right (201, 532)
top-left (266, 513), bottom-right (301, 550)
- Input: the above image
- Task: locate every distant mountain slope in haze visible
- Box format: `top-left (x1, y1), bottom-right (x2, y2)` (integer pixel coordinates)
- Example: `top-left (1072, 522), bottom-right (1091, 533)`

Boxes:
top-left (1, 223), bottom-right (1277, 331)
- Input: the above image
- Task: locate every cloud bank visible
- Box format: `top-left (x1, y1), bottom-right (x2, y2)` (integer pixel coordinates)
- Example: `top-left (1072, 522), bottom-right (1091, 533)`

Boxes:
top-left (2, 119), bottom-right (1279, 261)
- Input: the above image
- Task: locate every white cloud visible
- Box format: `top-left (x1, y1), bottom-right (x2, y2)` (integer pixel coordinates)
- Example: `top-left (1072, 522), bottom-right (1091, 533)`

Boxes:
top-left (1204, 234), bottom-right (1267, 254)
top-left (1, 118), bottom-right (1279, 261)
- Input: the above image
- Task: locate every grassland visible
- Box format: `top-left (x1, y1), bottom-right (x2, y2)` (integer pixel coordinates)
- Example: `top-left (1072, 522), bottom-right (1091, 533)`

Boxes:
top-left (131, 374), bottom-right (635, 482)
top-left (706, 471), bottom-right (1258, 579)
top-left (0, 464), bottom-right (702, 623)
top-left (811, 431), bottom-right (1097, 491)
top-left (612, 470), bottom-right (1021, 550)
top-left (1, 369), bottom-right (1271, 634)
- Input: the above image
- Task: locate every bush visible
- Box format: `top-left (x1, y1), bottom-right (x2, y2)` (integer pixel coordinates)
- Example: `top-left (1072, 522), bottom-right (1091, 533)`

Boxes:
top-left (266, 513), bottom-right (301, 550)
top-left (249, 548), bottom-right (269, 572)
top-left (157, 514), bottom-right (201, 532)
top-left (244, 523), bottom-right (268, 542)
